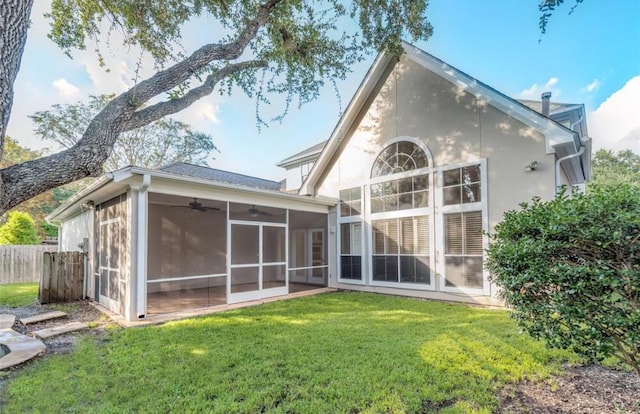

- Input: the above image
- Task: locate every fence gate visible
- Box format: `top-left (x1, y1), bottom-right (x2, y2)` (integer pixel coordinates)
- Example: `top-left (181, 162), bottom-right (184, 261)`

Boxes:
top-left (39, 251), bottom-right (85, 304)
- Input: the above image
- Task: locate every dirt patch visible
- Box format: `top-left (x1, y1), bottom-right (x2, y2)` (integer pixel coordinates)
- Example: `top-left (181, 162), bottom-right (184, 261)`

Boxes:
top-left (497, 365), bottom-right (640, 413)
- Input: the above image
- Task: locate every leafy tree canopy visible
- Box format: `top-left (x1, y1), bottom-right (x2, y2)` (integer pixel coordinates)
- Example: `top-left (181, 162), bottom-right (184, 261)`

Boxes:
top-left (590, 148), bottom-right (640, 190)
top-left (538, 0), bottom-right (584, 35)
top-left (31, 95), bottom-right (217, 170)
top-left (0, 0), bottom-right (434, 214)
top-left (0, 211), bottom-right (40, 245)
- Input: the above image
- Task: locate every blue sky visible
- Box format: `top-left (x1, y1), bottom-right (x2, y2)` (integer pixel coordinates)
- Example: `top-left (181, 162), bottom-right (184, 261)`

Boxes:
top-left (7, 1), bottom-right (640, 180)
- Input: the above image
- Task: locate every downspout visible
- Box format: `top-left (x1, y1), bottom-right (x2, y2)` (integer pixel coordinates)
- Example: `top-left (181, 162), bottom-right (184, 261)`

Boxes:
top-left (555, 144), bottom-right (586, 194)
top-left (135, 174), bottom-right (150, 319)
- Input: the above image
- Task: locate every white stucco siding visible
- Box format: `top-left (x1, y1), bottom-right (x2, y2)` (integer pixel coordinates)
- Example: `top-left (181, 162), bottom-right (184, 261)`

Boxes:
top-left (59, 210), bottom-right (93, 252)
top-left (480, 104), bottom-right (556, 230)
top-left (316, 57), bottom-right (555, 215)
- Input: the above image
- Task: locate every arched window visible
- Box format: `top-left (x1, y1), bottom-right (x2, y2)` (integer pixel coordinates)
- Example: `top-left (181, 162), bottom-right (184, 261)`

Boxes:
top-left (369, 140), bottom-right (433, 287)
top-left (371, 141), bottom-right (429, 178)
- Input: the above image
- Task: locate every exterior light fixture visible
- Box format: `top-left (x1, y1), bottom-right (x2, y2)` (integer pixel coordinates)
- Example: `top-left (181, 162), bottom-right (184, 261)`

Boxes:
top-left (525, 161), bottom-right (538, 172)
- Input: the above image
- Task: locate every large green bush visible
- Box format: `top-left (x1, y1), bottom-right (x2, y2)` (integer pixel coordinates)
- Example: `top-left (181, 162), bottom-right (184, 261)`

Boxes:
top-left (0, 211), bottom-right (41, 245)
top-left (486, 184), bottom-right (640, 375)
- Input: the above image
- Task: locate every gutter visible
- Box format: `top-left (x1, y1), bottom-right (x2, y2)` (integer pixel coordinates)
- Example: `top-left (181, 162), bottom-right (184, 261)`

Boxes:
top-left (555, 144), bottom-right (586, 194)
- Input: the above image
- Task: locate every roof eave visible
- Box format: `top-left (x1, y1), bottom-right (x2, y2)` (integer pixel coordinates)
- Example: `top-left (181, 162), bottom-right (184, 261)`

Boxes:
top-left (300, 50), bottom-right (395, 195)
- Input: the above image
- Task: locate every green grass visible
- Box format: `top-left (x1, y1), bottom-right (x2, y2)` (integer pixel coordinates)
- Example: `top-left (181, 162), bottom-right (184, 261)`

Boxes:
top-left (0, 282), bottom-right (38, 307)
top-left (0, 292), bottom-right (580, 413)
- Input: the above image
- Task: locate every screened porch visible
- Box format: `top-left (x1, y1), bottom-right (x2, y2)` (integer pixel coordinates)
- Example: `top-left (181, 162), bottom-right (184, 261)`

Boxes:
top-left (145, 193), bottom-right (329, 315)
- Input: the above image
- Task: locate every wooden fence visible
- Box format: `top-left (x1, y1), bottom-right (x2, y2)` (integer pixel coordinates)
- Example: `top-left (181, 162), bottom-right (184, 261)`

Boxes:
top-left (39, 252), bottom-right (85, 304)
top-left (0, 245), bottom-right (57, 284)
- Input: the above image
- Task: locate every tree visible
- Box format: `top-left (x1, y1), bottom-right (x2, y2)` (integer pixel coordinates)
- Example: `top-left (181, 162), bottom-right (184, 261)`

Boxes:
top-left (538, 0), bottom-right (585, 35)
top-left (590, 149), bottom-right (640, 190)
top-left (0, 0), bottom-right (433, 215)
top-left (31, 95), bottom-right (217, 171)
top-left (486, 186), bottom-right (640, 376)
top-left (0, 211), bottom-right (40, 245)
top-left (0, 137), bottom-right (78, 238)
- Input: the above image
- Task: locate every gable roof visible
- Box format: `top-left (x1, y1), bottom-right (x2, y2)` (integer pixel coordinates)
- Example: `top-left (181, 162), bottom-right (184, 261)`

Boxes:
top-left (160, 162), bottom-right (283, 191)
top-left (47, 164), bottom-right (334, 223)
top-left (276, 140), bottom-right (327, 168)
top-left (299, 42), bottom-right (587, 195)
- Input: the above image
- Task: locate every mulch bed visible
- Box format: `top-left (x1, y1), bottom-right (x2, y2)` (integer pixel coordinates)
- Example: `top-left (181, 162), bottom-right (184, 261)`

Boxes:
top-left (497, 365), bottom-right (640, 413)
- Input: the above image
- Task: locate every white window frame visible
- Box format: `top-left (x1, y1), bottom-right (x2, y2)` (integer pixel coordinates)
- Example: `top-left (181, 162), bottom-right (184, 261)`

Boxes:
top-left (337, 185), bottom-right (365, 285)
top-left (301, 161), bottom-right (314, 182)
top-left (436, 159), bottom-right (490, 296)
top-left (366, 137), bottom-right (436, 290)
top-left (368, 211), bottom-right (435, 291)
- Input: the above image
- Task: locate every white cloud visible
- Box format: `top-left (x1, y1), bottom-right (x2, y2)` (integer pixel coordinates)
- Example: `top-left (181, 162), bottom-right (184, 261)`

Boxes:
top-left (519, 77), bottom-right (561, 100)
top-left (582, 79), bottom-right (600, 93)
top-left (52, 78), bottom-right (80, 98)
top-left (588, 76), bottom-right (640, 153)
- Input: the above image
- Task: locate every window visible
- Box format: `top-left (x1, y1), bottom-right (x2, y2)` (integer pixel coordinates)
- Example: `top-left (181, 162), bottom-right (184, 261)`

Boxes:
top-left (372, 216), bottom-right (430, 285)
top-left (339, 187), bottom-right (361, 217)
top-left (340, 222), bottom-right (362, 280)
top-left (371, 141), bottom-right (429, 177)
top-left (444, 212), bottom-right (483, 288)
top-left (301, 162), bottom-right (314, 182)
top-left (370, 174), bottom-right (429, 213)
top-left (443, 164), bottom-right (481, 205)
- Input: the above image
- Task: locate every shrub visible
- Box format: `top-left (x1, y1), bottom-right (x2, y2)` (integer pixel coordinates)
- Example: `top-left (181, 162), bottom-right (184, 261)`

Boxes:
top-left (486, 184), bottom-right (640, 375)
top-left (0, 211), bottom-right (41, 245)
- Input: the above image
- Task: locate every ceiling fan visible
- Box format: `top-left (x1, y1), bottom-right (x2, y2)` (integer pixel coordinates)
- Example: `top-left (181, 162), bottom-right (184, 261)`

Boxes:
top-left (248, 205), bottom-right (273, 217)
top-left (182, 198), bottom-right (220, 212)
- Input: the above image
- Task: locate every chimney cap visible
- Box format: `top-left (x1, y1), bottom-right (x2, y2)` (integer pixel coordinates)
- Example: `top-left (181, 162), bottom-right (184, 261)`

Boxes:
top-left (541, 91), bottom-right (552, 100)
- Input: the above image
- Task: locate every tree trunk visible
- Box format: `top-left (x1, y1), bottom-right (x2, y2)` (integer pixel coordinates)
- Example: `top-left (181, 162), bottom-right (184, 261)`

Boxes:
top-left (0, 0), bottom-right (34, 159)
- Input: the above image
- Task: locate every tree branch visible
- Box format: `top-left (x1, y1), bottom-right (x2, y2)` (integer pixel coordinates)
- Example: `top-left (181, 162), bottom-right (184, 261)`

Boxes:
top-left (119, 0), bottom-right (284, 108)
top-left (122, 60), bottom-right (267, 132)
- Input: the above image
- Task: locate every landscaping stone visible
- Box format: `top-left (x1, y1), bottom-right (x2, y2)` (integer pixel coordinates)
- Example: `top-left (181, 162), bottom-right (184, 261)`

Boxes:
top-left (20, 311), bottom-right (67, 325)
top-left (0, 328), bottom-right (46, 370)
top-left (32, 322), bottom-right (88, 339)
top-left (0, 314), bottom-right (16, 330)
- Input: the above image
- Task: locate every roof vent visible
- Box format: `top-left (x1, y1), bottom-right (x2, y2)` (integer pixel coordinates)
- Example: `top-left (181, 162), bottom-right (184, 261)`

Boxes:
top-left (541, 91), bottom-right (552, 116)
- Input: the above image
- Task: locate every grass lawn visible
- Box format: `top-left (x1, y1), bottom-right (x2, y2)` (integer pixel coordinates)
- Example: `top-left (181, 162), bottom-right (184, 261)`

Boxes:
top-left (0, 282), bottom-right (38, 307)
top-left (0, 292), bottom-right (579, 413)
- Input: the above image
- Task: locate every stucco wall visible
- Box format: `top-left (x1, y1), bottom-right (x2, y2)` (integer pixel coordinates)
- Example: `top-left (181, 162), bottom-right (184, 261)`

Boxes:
top-left (317, 57), bottom-right (556, 226)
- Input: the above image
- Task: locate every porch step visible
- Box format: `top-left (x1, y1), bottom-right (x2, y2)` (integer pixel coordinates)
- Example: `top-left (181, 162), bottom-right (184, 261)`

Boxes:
top-left (32, 322), bottom-right (88, 339)
top-left (0, 314), bottom-right (16, 330)
top-left (20, 311), bottom-right (67, 325)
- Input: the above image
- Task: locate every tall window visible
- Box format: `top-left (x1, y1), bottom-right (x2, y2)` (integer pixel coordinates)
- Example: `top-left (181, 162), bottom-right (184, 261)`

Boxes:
top-left (339, 187), bottom-right (362, 281)
top-left (444, 212), bottom-right (483, 288)
top-left (340, 222), bottom-right (362, 280)
top-left (369, 140), bottom-right (432, 288)
top-left (372, 216), bottom-right (430, 284)
top-left (441, 162), bottom-right (485, 290)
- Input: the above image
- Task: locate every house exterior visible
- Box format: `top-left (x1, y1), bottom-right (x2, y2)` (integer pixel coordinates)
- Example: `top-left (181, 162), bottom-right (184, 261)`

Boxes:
top-left (48, 43), bottom-right (590, 322)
